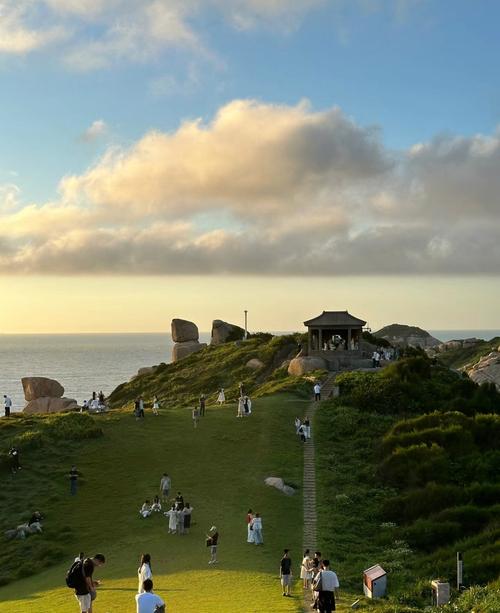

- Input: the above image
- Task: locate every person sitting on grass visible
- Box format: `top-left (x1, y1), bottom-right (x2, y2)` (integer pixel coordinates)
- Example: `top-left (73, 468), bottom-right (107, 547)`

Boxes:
top-left (135, 578), bottom-right (165, 613)
top-left (139, 500), bottom-right (152, 518)
top-left (151, 496), bottom-right (161, 512)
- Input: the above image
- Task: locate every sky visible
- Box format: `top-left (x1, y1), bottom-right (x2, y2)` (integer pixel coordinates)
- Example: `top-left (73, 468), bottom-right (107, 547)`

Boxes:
top-left (0, 0), bottom-right (499, 333)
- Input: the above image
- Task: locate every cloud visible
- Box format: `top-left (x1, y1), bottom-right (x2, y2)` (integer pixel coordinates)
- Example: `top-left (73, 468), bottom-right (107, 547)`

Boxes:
top-left (80, 119), bottom-right (108, 141)
top-left (1, 100), bottom-right (500, 276)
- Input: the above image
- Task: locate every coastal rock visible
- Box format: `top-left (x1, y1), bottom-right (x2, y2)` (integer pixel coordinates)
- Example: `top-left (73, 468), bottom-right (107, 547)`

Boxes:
top-left (264, 476), bottom-right (295, 496)
top-left (137, 366), bottom-right (156, 377)
top-left (211, 320), bottom-right (245, 345)
top-left (287, 356), bottom-right (327, 376)
top-left (464, 351), bottom-right (500, 391)
top-left (374, 324), bottom-right (441, 349)
top-left (172, 341), bottom-right (207, 362)
top-left (171, 319), bottom-right (199, 343)
top-left (21, 377), bottom-right (64, 401)
top-left (23, 397), bottom-right (79, 414)
top-left (246, 358), bottom-right (264, 370)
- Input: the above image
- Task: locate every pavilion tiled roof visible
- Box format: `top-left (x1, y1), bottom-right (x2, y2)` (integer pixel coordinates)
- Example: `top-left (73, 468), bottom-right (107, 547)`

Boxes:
top-left (303, 311), bottom-right (367, 327)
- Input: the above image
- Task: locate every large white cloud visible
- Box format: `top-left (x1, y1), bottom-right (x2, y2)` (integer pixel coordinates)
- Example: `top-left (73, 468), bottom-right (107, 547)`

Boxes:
top-left (2, 100), bottom-right (500, 275)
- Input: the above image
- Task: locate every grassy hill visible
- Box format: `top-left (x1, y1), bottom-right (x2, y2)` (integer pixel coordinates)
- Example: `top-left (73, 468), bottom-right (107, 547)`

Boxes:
top-left (437, 337), bottom-right (500, 370)
top-left (0, 394), bottom-right (306, 612)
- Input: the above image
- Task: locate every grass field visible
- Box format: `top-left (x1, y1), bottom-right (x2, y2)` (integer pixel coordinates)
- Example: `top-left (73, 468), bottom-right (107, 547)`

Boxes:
top-left (0, 395), bottom-right (306, 613)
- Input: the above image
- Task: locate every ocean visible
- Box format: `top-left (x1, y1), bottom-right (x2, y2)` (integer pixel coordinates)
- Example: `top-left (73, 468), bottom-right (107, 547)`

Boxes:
top-left (1, 330), bottom-right (499, 413)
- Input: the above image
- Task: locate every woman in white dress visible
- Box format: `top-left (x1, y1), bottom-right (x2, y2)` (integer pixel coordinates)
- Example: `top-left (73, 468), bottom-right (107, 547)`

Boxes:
top-left (237, 397), bottom-right (244, 418)
top-left (138, 553), bottom-right (152, 593)
top-left (164, 504), bottom-right (178, 534)
top-left (217, 389), bottom-right (225, 404)
top-left (300, 549), bottom-right (313, 589)
top-left (151, 495), bottom-right (162, 512)
top-left (152, 395), bottom-right (160, 416)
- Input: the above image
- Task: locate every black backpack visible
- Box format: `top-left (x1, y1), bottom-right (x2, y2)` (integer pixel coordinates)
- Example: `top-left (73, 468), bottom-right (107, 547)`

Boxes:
top-left (66, 560), bottom-right (83, 588)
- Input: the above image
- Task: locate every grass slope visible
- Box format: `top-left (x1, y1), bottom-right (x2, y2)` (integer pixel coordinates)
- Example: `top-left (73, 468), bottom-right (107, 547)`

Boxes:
top-left (437, 337), bottom-right (500, 370)
top-left (0, 394), bottom-right (305, 613)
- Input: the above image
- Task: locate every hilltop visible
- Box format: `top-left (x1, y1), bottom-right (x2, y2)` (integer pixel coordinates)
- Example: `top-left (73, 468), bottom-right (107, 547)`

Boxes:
top-left (374, 324), bottom-right (441, 348)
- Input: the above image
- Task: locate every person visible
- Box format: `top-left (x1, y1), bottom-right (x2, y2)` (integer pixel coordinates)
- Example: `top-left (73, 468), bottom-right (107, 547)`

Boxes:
top-left (243, 395), bottom-right (252, 416)
top-left (298, 423), bottom-right (307, 443)
top-left (199, 393), bottom-right (206, 417)
top-left (3, 394), bottom-right (12, 417)
top-left (192, 406), bottom-right (200, 428)
top-left (314, 559), bottom-right (339, 613)
top-left (134, 398), bottom-right (140, 420)
top-left (280, 549), bottom-right (292, 597)
top-left (152, 395), bottom-right (160, 416)
top-left (89, 398), bottom-right (99, 412)
top-left (372, 350), bottom-right (380, 368)
top-left (314, 383), bottom-right (321, 401)
top-left (246, 509), bottom-right (254, 543)
top-left (151, 496), bottom-right (162, 512)
top-left (238, 382), bottom-right (244, 396)
top-left (9, 446), bottom-right (20, 473)
top-left (74, 551), bottom-right (85, 563)
top-left (216, 388), bottom-right (225, 405)
top-left (181, 503), bottom-right (193, 534)
top-left (304, 417), bottom-right (311, 440)
top-left (174, 492), bottom-right (184, 510)
top-left (138, 396), bottom-right (145, 418)
top-left (82, 400), bottom-right (88, 412)
top-left (300, 549), bottom-right (313, 589)
top-left (71, 553), bottom-right (105, 613)
top-left (29, 510), bottom-right (43, 525)
top-left (135, 578), bottom-right (165, 613)
top-left (69, 465), bottom-right (79, 496)
top-left (237, 396), bottom-right (244, 418)
top-left (98, 390), bottom-right (104, 404)
top-left (137, 554), bottom-right (152, 594)
top-left (160, 473), bottom-right (171, 503)
top-left (165, 504), bottom-right (178, 534)
top-left (251, 512), bottom-right (263, 545)
top-left (294, 417), bottom-right (301, 434)
top-left (207, 526), bottom-right (219, 564)
top-left (311, 551), bottom-right (323, 606)
top-left (140, 500), bottom-right (152, 518)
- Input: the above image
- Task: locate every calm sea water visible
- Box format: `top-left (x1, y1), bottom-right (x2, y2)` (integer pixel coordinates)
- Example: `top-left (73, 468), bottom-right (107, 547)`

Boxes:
top-left (1, 330), bottom-right (499, 412)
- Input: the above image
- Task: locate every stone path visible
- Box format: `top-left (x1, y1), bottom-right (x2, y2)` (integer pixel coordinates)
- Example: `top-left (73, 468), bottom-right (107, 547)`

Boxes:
top-left (302, 399), bottom-right (318, 612)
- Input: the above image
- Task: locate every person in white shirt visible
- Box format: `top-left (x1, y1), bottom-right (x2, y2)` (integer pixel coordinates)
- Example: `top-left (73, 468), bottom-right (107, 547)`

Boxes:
top-left (313, 559), bottom-right (339, 613)
top-left (137, 554), bottom-right (153, 594)
top-left (139, 500), bottom-right (152, 518)
top-left (250, 513), bottom-right (263, 545)
top-left (135, 578), bottom-right (165, 613)
top-left (3, 394), bottom-right (12, 417)
top-left (313, 383), bottom-right (321, 401)
top-left (294, 417), bottom-right (301, 434)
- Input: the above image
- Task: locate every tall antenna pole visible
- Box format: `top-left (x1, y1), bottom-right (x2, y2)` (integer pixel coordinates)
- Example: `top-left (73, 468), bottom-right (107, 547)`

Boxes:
top-left (244, 310), bottom-right (248, 339)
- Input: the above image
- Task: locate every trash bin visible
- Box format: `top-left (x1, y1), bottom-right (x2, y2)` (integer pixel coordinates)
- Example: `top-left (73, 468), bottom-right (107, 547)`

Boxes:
top-left (431, 580), bottom-right (450, 606)
top-left (363, 564), bottom-right (387, 599)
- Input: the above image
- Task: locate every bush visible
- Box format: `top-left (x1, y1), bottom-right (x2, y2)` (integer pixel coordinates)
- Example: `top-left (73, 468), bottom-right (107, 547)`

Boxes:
top-left (381, 424), bottom-right (475, 457)
top-left (379, 443), bottom-right (450, 488)
top-left (12, 430), bottom-right (46, 450)
top-left (473, 414), bottom-right (500, 449)
top-left (382, 483), bottom-right (465, 523)
top-left (435, 505), bottom-right (490, 535)
top-left (403, 518), bottom-right (462, 550)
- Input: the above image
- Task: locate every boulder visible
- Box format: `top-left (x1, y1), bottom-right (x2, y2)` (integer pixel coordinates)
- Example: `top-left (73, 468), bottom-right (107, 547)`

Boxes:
top-left (265, 476), bottom-right (295, 496)
top-left (171, 318), bottom-right (199, 343)
top-left (22, 377), bottom-right (64, 401)
top-left (211, 319), bottom-right (245, 345)
top-left (172, 341), bottom-right (207, 362)
top-left (246, 358), bottom-right (265, 370)
top-left (137, 366), bottom-right (156, 377)
top-left (287, 356), bottom-right (327, 376)
top-left (24, 397), bottom-right (79, 414)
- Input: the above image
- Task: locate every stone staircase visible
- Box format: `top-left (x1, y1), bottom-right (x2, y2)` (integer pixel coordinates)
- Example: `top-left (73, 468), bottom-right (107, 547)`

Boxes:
top-left (319, 372), bottom-right (338, 399)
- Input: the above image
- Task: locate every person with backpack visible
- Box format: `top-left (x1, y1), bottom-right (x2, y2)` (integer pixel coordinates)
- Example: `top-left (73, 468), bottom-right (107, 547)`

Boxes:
top-left (66, 553), bottom-right (105, 613)
top-left (313, 559), bottom-right (339, 613)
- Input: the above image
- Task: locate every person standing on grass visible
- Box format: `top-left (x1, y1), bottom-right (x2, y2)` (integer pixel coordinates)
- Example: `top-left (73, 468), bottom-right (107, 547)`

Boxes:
top-left (135, 578), bottom-right (165, 613)
top-left (137, 554), bottom-right (152, 594)
top-left (9, 446), bottom-right (20, 473)
top-left (216, 388), bottom-right (225, 405)
top-left (199, 393), bottom-right (206, 417)
top-left (138, 396), bottom-right (145, 418)
top-left (237, 396), bottom-right (244, 418)
top-left (207, 526), bottom-right (219, 564)
top-left (71, 553), bottom-right (105, 613)
top-left (192, 406), bottom-right (200, 428)
top-left (152, 395), bottom-right (160, 416)
top-left (314, 383), bottom-right (321, 401)
top-left (165, 503), bottom-right (178, 534)
top-left (314, 559), bottom-right (339, 613)
top-left (3, 394), bottom-right (12, 417)
top-left (160, 473), bottom-right (171, 503)
top-left (244, 395), bottom-right (252, 416)
top-left (69, 465), bottom-right (79, 496)
top-left (280, 549), bottom-right (292, 597)
top-left (251, 512), bottom-right (263, 545)
top-left (294, 417), bottom-right (301, 434)
top-left (182, 503), bottom-right (193, 534)
top-left (300, 549), bottom-right (313, 589)
top-left (246, 509), bottom-right (255, 543)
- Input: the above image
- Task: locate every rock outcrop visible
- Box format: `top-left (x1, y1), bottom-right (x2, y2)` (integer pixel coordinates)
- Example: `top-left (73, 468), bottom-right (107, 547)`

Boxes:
top-left (246, 358), bottom-right (264, 370)
top-left (171, 319), bottom-right (199, 343)
top-left (465, 350), bottom-right (500, 391)
top-left (436, 338), bottom-right (480, 353)
top-left (374, 324), bottom-right (441, 349)
top-left (22, 377), bottom-right (64, 401)
top-left (264, 476), bottom-right (295, 496)
top-left (287, 356), bottom-right (327, 376)
top-left (211, 319), bottom-right (245, 345)
top-left (171, 319), bottom-right (207, 362)
top-left (137, 366), bottom-right (156, 377)
top-left (24, 397), bottom-right (79, 414)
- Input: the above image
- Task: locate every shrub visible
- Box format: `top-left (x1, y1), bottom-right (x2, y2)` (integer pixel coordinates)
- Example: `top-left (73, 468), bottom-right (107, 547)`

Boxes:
top-left (382, 483), bottom-right (465, 523)
top-left (435, 505), bottom-right (490, 535)
top-left (381, 424), bottom-right (475, 457)
top-left (403, 518), bottom-right (462, 550)
top-left (379, 443), bottom-right (450, 488)
top-left (12, 430), bottom-right (46, 450)
top-left (473, 414), bottom-right (500, 449)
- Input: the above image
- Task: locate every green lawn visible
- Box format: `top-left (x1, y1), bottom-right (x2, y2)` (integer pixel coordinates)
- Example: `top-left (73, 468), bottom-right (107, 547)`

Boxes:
top-left (0, 395), bottom-right (306, 612)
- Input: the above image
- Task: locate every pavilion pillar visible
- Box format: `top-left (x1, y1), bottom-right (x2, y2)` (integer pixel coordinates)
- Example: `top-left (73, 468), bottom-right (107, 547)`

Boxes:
top-left (318, 328), bottom-right (323, 350)
top-left (347, 328), bottom-right (352, 350)
top-left (308, 329), bottom-right (312, 352)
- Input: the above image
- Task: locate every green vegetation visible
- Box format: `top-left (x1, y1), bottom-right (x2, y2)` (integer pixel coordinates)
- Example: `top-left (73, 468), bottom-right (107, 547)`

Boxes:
top-left (108, 334), bottom-right (307, 410)
top-left (315, 356), bottom-right (500, 611)
top-left (437, 337), bottom-right (500, 370)
top-left (0, 394), bottom-right (305, 612)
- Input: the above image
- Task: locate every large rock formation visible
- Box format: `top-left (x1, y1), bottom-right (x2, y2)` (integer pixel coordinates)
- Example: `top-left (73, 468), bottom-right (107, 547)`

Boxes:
top-left (171, 319), bottom-right (199, 343)
top-left (465, 349), bottom-right (500, 391)
top-left (264, 476), bottom-right (295, 496)
top-left (211, 319), bottom-right (245, 345)
top-left (287, 356), bottom-right (327, 376)
top-left (24, 397), bottom-right (79, 414)
top-left (374, 324), bottom-right (441, 349)
top-left (246, 358), bottom-right (264, 370)
top-left (171, 318), bottom-right (207, 362)
top-left (436, 338), bottom-right (480, 353)
top-left (22, 377), bottom-right (64, 401)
